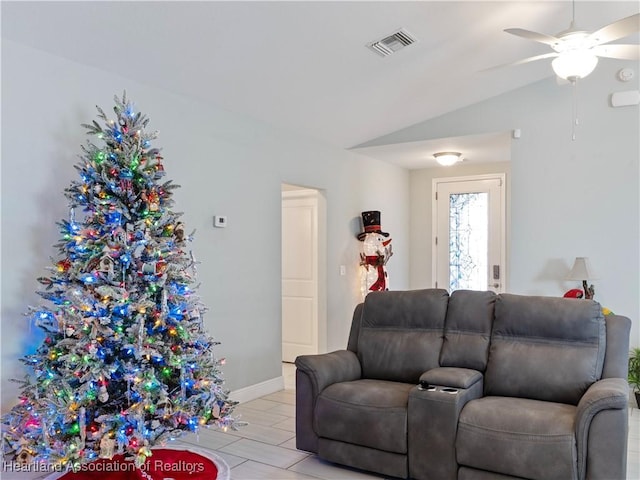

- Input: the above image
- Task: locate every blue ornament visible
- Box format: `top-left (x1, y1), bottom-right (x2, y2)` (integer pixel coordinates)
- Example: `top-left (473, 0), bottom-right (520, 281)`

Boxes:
top-left (105, 211), bottom-right (122, 225)
top-left (113, 129), bottom-right (123, 144)
top-left (34, 311), bottom-right (56, 330)
top-left (168, 303), bottom-right (185, 320)
top-left (170, 282), bottom-right (190, 296)
top-left (80, 273), bottom-right (97, 284)
top-left (151, 355), bottom-right (165, 365)
top-left (113, 304), bottom-right (130, 317)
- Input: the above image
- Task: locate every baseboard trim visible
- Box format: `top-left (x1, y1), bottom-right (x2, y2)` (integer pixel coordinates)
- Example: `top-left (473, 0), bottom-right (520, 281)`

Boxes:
top-left (229, 376), bottom-right (285, 404)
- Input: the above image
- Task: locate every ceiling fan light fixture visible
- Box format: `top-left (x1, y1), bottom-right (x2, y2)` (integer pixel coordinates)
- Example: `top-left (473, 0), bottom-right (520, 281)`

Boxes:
top-left (434, 152), bottom-right (462, 166)
top-left (551, 50), bottom-right (599, 80)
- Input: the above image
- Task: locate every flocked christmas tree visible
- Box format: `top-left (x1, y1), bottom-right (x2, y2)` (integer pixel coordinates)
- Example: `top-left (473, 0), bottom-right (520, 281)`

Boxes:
top-left (2, 93), bottom-right (236, 468)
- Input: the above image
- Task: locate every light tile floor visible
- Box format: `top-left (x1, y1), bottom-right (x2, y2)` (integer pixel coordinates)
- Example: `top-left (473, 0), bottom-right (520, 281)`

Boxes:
top-left (7, 363), bottom-right (640, 479)
top-left (173, 363), bottom-right (640, 480)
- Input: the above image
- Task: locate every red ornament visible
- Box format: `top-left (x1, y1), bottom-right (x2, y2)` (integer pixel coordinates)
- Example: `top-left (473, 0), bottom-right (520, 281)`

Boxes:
top-left (57, 259), bottom-right (72, 272)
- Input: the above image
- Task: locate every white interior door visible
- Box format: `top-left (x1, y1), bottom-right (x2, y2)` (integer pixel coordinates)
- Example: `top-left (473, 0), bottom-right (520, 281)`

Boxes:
top-left (433, 174), bottom-right (506, 293)
top-left (282, 189), bottom-right (318, 362)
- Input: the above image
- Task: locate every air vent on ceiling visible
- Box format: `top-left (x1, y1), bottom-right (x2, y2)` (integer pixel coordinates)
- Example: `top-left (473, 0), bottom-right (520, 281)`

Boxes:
top-left (367, 29), bottom-right (417, 57)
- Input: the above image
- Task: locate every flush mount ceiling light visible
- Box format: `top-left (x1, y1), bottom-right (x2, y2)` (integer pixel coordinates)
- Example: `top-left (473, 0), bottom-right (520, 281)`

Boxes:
top-left (433, 152), bottom-right (462, 166)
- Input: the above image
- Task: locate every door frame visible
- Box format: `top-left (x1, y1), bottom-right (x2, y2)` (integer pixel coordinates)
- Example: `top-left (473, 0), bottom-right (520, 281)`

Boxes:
top-left (431, 173), bottom-right (506, 292)
top-left (281, 184), bottom-right (327, 361)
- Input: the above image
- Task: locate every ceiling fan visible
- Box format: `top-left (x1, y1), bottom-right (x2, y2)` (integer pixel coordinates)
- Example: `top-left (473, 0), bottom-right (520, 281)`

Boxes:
top-left (504, 3), bottom-right (640, 81)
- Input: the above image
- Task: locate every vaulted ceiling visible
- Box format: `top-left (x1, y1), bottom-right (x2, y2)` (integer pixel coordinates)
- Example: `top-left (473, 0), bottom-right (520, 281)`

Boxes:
top-left (3, 1), bottom-right (639, 166)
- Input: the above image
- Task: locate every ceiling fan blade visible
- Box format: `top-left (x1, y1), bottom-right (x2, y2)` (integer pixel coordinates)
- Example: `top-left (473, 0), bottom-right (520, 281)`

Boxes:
top-left (481, 52), bottom-right (558, 73)
top-left (588, 13), bottom-right (640, 45)
top-left (592, 44), bottom-right (640, 60)
top-left (508, 52), bottom-right (559, 67)
top-left (504, 28), bottom-right (561, 47)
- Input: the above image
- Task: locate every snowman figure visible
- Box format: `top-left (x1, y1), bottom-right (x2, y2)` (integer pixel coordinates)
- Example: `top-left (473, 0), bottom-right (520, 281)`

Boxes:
top-left (357, 211), bottom-right (393, 297)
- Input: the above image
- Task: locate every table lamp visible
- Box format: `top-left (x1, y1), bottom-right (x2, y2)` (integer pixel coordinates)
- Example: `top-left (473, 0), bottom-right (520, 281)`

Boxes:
top-left (566, 256), bottom-right (597, 299)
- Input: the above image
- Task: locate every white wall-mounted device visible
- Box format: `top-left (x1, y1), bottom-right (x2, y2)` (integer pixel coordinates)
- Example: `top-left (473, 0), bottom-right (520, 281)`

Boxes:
top-left (617, 68), bottom-right (634, 82)
top-left (214, 216), bottom-right (228, 228)
top-left (611, 90), bottom-right (640, 108)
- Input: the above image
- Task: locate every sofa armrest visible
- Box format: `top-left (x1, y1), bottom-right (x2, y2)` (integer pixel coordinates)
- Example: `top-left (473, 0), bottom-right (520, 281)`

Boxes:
top-left (575, 378), bottom-right (629, 480)
top-left (420, 367), bottom-right (483, 389)
top-left (295, 349), bottom-right (362, 394)
top-left (295, 350), bottom-right (361, 453)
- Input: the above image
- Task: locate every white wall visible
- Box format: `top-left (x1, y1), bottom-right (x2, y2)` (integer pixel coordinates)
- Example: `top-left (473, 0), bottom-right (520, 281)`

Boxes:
top-left (0, 41), bottom-right (410, 409)
top-left (365, 61), bottom-right (640, 349)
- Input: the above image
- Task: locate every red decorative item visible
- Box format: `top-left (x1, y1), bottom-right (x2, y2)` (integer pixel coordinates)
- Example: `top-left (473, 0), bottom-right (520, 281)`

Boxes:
top-left (46, 448), bottom-right (227, 480)
top-left (57, 259), bottom-right (72, 272)
top-left (362, 255), bottom-right (387, 291)
top-left (563, 289), bottom-right (584, 299)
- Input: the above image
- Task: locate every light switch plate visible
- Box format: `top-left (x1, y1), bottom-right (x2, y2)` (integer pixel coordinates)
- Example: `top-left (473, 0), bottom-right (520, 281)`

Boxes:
top-left (214, 216), bottom-right (228, 228)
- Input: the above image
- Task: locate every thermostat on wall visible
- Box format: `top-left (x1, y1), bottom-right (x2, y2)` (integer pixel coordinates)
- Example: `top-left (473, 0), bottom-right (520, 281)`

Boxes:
top-left (214, 216), bottom-right (228, 228)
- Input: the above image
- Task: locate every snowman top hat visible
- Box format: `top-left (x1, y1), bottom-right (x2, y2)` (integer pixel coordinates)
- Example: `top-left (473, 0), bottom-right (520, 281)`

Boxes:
top-left (357, 211), bottom-right (390, 241)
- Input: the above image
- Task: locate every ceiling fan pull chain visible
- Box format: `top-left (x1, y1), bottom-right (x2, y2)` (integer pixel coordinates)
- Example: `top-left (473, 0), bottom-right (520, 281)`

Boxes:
top-left (572, 80), bottom-right (579, 141)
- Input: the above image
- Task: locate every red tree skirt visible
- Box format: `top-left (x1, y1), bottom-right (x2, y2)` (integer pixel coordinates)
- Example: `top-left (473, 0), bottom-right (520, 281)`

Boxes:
top-left (45, 447), bottom-right (229, 480)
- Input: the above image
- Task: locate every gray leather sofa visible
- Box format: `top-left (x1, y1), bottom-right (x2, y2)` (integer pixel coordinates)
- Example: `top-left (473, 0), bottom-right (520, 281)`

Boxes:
top-left (295, 289), bottom-right (631, 480)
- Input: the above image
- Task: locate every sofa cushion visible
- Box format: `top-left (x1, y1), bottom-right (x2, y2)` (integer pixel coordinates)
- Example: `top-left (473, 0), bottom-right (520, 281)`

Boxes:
top-left (440, 289), bottom-right (496, 371)
top-left (485, 294), bottom-right (606, 405)
top-left (357, 289), bottom-right (449, 383)
top-left (315, 379), bottom-right (414, 454)
top-left (457, 396), bottom-right (578, 480)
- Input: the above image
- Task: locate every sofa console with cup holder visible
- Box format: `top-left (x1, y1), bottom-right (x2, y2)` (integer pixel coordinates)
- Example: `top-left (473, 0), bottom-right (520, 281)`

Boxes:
top-left (295, 289), bottom-right (631, 480)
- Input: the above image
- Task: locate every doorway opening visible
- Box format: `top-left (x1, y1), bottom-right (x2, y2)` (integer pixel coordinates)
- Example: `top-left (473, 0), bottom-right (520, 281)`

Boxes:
top-left (281, 183), bottom-right (327, 364)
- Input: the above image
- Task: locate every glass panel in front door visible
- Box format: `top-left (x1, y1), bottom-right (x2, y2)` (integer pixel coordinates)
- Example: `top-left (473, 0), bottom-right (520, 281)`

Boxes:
top-left (449, 192), bottom-right (488, 291)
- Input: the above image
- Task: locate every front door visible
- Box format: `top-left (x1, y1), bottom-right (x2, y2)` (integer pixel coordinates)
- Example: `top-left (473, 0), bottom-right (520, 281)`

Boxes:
top-left (433, 174), bottom-right (506, 293)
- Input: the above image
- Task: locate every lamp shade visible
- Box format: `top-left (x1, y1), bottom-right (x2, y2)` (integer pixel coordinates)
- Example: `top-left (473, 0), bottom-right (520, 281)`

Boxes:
top-left (566, 257), bottom-right (598, 280)
top-left (552, 51), bottom-right (599, 80)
